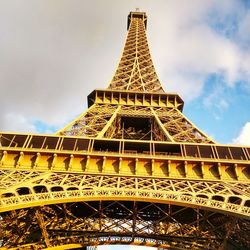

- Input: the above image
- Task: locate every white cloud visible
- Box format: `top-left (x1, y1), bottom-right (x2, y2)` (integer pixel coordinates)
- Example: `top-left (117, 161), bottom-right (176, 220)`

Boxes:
top-left (203, 86), bottom-right (229, 110)
top-left (233, 122), bottom-right (250, 145)
top-left (161, 72), bottom-right (205, 101)
top-left (238, 10), bottom-right (250, 45)
top-left (2, 113), bottom-right (36, 133)
top-left (146, 1), bottom-right (248, 106)
top-left (0, 0), bottom-right (249, 136)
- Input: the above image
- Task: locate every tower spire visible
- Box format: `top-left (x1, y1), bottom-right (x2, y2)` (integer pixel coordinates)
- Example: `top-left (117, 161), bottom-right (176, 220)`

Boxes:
top-left (108, 11), bottom-right (164, 92)
top-left (57, 11), bottom-right (213, 143)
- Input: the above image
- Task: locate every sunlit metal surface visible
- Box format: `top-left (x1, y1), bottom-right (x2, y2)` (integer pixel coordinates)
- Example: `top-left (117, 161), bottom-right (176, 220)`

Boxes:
top-left (0, 11), bottom-right (249, 250)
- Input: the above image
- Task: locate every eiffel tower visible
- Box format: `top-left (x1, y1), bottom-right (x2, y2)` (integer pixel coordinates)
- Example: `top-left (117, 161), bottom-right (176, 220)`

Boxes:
top-left (0, 11), bottom-right (250, 250)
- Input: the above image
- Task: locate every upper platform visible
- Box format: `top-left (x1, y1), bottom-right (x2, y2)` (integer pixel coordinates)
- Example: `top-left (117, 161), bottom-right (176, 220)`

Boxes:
top-left (88, 89), bottom-right (184, 111)
top-left (127, 11), bottom-right (147, 30)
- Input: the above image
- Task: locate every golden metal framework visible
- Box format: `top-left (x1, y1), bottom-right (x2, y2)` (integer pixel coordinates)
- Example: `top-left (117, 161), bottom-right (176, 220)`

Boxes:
top-left (0, 11), bottom-right (250, 250)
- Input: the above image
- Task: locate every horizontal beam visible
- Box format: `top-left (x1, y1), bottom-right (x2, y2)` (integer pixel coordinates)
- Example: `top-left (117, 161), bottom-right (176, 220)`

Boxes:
top-left (0, 149), bottom-right (249, 182)
top-left (88, 89), bottom-right (184, 110)
top-left (0, 232), bottom-right (217, 250)
top-left (0, 188), bottom-right (249, 218)
top-left (1, 133), bottom-right (250, 161)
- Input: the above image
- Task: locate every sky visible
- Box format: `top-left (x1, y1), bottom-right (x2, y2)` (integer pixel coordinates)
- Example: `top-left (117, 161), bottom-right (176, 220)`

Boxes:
top-left (0, 0), bottom-right (250, 146)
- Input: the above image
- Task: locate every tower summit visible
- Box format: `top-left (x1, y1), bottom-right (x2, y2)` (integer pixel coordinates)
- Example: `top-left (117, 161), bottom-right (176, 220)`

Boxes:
top-left (108, 11), bottom-right (162, 92)
top-left (0, 11), bottom-right (249, 249)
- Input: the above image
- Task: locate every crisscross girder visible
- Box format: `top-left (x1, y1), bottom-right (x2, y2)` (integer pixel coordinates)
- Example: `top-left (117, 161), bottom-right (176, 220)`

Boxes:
top-left (108, 12), bottom-right (164, 93)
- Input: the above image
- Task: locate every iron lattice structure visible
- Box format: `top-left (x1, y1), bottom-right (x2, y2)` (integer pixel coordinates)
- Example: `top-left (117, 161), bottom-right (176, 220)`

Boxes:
top-left (0, 11), bottom-right (250, 250)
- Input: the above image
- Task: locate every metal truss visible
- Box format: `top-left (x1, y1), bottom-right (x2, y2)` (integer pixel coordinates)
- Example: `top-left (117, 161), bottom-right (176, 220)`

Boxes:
top-left (108, 12), bottom-right (164, 92)
top-left (57, 10), bottom-right (213, 143)
top-left (0, 170), bottom-right (250, 217)
top-left (0, 10), bottom-right (250, 250)
top-left (153, 107), bottom-right (214, 143)
top-left (58, 104), bottom-right (213, 143)
top-left (1, 200), bottom-right (249, 249)
top-left (58, 104), bottom-right (119, 137)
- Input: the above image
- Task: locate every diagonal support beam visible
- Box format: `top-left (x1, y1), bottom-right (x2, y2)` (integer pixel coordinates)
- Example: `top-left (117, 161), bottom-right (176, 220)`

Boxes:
top-left (150, 107), bottom-right (174, 142)
top-left (96, 106), bottom-right (121, 138)
top-left (35, 209), bottom-right (51, 247)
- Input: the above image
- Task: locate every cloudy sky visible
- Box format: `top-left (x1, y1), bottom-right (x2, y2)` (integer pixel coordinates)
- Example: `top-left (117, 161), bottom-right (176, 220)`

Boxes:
top-left (0, 0), bottom-right (250, 150)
